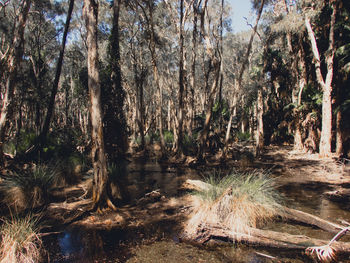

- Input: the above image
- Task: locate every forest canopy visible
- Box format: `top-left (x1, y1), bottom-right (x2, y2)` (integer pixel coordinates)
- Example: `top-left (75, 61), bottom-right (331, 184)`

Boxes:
top-left (0, 0), bottom-right (349, 172)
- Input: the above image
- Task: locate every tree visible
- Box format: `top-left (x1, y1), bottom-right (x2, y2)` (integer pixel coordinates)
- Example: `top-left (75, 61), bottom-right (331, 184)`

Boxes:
top-left (103, 0), bottom-right (128, 161)
top-left (304, 0), bottom-right (338, 157)
top-left (83, 0), bottom-right (116, 211)
top-left (0, 0), bottom-right (32, 161)
top-left (40, 0), bottom-right (75, 146)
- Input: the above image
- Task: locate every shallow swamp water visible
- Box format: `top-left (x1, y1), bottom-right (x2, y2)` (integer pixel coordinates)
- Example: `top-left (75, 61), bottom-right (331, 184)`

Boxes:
top-left (43, 159), bottom-right (350, 263)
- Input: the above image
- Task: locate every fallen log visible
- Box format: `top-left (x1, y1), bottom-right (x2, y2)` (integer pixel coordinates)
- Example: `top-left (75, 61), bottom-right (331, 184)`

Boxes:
top-left (282, 207), bottom-right (343, 234)
top-left (324, 187), bottom-right (350, 202)
top-left (46, 199), bottom-right (92, 225)
top-left (183, 179), bottom-right (345, 234)
top-left (188, 223), bottom-right (350, 253)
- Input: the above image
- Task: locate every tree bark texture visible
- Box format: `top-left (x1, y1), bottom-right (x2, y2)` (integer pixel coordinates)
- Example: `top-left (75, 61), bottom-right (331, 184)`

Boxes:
top-left (103, 0), bottom-right (128, 161)
top-left (196, 0), bottom-right (221, 160)
top-left (176, 0), bottom-right (185, 156)
top-left (0, 0), bottom-right (31, 159)
top-left (83, 0), bottom-right (115, 211)
top-left (305, 1), bottom-right (337, 157)
top-left (255, 88), bottom-right (264, 157)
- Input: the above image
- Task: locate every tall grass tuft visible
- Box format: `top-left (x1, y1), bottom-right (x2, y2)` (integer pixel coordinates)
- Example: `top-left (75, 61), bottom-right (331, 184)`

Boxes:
top-left (185, 170), bottom-right (282, 238)
top-left (0, 164), bottom-right (57, 211)
top-left (0, 215), bottom-right (42, 263)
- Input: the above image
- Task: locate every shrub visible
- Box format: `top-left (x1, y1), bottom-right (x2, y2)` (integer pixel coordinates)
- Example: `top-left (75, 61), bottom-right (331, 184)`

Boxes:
top-left (56, 153), bottom-right (87, 186)
top-left (0, 164), bottom-right (57, 211)
top-left (183, 133), bottom-right (197, 155)
top-left (236, 132), bottom-right (251, 142)
top-left (0, 214), bottom-right (42, 263)
top-left (185, 170), bottom-right (282, 238)
top-left (163, 130), bottom-right (174, 146)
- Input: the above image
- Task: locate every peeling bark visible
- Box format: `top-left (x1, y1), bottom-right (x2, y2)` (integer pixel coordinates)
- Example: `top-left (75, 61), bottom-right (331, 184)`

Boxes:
top-left (305, 1), bottom-right (337, 157)
top-left (84, 0), bottom-right (116, 212)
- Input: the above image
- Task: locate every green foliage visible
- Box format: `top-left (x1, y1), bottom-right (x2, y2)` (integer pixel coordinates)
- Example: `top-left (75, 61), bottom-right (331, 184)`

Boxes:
top-left (212, 100), bottom-right (230, 123)
top-left (57, 152), bottom-right (87, 186)
top-left (195, 170), bottom-right (281, 206)
top-left (236, 132), bottom-right (251, 142)
top-left (163, 130), bottom-right (174, 146)
top-left (183, 133), bottom-right (198, 155)
top-left (0, 214), bottom-right (42, 263)
top-left (2, 131), bottom-right (37, 156)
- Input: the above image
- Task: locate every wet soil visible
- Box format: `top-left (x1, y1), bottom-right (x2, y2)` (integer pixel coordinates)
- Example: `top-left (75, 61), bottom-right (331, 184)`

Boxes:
top-left (43, 145), bottom-right (350, 262)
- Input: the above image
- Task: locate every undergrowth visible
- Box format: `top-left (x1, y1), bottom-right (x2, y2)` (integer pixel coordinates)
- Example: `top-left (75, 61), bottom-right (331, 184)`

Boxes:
top-left (0, 214), bottom-right (42, 263)
top-left (185, 169), bottom-right (282, 238)
top-left (0, 164), bottom-right (58, 211)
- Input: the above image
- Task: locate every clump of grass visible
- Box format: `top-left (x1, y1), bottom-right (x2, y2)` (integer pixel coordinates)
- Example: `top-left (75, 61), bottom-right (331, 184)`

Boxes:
top-left (185, 170), bottom-right (282, 238)
top-left (0, 214), bottom-right (42, 263)
top-left (0, 164), bottom-right (57, 211)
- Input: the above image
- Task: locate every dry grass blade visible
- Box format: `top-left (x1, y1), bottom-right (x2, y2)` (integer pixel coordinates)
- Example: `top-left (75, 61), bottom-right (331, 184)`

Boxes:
top-left (184, 170), bottom-right (282, 239)
top-left (0, 215), bottom-right (42, 263)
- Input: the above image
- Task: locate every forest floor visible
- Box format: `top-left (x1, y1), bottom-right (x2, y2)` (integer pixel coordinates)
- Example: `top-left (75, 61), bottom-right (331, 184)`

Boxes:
top-left (40, 145), bottom-right (350, 261)
top-left (46, 145), bottom-right (350, 230)
top-left (258, 145), bottom-right (350, 186)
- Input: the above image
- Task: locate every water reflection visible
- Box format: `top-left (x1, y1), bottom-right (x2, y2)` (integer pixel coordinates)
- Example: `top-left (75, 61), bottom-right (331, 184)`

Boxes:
top-left (45, 162), bottom-right (350, 262)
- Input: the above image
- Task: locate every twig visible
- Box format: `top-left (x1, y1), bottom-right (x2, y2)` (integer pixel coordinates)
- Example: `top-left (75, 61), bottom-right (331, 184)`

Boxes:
top-left (39, 231), bottom-right (62, 237)
top-left (306, 226), bottom-right (350, 262)
top-left (255, 251), bottom-right (276, 259)
top-left (244, 17), bottom-right (262, 40)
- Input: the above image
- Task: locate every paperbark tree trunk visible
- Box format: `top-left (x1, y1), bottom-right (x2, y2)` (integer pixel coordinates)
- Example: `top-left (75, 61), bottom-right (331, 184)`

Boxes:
top-left (138, 1), bottom-right (166, 156)
top-left (103, 0), bottom-right (128, 161)
top-left (83, 0), bottom-right (116, 212)
top-left (0, 0), bottom-right (31, 161)
top-left (188, 1), bottom-right (199, 138)
top-left (305, 1), bottom-right (337, 157)
top-left (255, 88), bottom-right (264, 157)
top-left (176, 0), bottom-right (185, 156)
top-left (196, 0), bottom-right (221, 161)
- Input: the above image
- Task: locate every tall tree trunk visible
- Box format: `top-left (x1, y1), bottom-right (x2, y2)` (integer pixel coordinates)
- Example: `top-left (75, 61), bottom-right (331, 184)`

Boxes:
top-left (139, 1), bottom-right (166, 156)
top-left (189, 2), bottom-right (199, 138)
top-left (104, 0), bottom-right (128, 161)
top-left (40, 0), bottom-right (74, 143)
top-left (282, 0), bottom-right (303, 150)
top-left (295, 37), bottom-right (308, 150)
top-left (83, 0), bottom-right (116, 212)
top-left (222, 0), bottom-right (265, 157)
top-left (176, 0), bottom-right (185, 156)
top-left (196, 0), bottom-right (221, 161)
top-left (0, 0), bottom-right (31, 160)
top-left (255, 87), bottom-right (264, 157)
top-left (335, 109), bottom-right (343, 156)
top-left (305, 1), bottom-right (337, 157)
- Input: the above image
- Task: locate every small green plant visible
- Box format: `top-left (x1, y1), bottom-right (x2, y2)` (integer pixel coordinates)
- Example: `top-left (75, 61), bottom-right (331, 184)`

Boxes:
top-left (186, 170), bottom-right (282, 237)
top-left (163, 130), bottom-right (174, 146)
top-left (0, 164), bottom-right (57, 211)
top-left (183, 133), bottom-right (197, 155)
top-left (236, 132), bottom-right (251, 142)
top-left (0, 214), bottom-right (42, 263)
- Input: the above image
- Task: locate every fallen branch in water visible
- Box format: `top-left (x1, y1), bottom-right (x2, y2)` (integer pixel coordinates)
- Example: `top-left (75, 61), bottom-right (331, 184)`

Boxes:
top-left (185, 222), bottom-right (350, 253)
top-left (306, 225), bottom-right (350, 262)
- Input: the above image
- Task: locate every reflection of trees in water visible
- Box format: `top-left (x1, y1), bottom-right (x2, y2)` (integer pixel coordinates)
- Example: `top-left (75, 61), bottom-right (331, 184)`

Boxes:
top-left (82, 230), bottom-right (105, 259)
